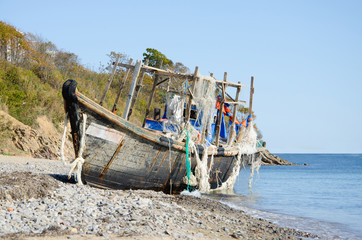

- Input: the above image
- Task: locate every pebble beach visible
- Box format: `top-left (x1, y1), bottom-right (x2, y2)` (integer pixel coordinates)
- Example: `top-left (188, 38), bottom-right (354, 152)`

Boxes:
top-left (0, 155), bottom-right (317, 240)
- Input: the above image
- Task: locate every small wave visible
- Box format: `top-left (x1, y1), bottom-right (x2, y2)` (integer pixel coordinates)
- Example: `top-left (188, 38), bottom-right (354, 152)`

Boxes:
top-left (205, 193), bottom-right (362, 240)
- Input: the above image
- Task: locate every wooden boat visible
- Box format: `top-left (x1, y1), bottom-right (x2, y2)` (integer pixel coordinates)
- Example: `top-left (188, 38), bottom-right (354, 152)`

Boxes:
top-left (62, 61), bottom-right (262, 194)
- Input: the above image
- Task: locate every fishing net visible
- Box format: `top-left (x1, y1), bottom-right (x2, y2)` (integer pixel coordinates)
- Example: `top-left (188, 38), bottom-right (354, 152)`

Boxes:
top-left (248, 153), bottom-right (262, 190)
top-left (165, 93), bottom-right (185, 133)
top-left (193, 76), bottom-right (217, 141)
top-left (215, 121), bottom-right (258, 191)
top-left (192, 143), bottom-right (211, 193)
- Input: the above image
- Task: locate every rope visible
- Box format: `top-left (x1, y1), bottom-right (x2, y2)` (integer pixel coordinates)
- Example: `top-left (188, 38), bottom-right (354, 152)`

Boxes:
top-left (60, 113), bottom-right (87, 185)
top-left (215, 169), bottom-right (222, 187)
top-left (185, 130), bottom-right (191, 191)
top-left (166, 137), bottom-right (173, 194)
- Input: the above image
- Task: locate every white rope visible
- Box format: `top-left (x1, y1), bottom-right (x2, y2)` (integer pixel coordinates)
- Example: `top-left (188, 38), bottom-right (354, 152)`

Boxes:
top-left (166, 137), bottom-right (173, 194)
top-left (60, 113), bottom-right (87, 185)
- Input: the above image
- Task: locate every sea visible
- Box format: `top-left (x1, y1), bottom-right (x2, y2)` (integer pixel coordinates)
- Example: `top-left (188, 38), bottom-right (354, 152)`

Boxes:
top-left (207, 154), bottom-right (362, 240)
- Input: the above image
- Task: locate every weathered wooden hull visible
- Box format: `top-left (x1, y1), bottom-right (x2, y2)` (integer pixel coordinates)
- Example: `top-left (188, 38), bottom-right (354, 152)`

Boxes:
top-left (63, 81), bottom-right (255, 194)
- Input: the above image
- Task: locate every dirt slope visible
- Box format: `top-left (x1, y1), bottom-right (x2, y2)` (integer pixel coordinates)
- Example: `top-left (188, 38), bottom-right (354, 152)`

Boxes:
top-left (0, 110), bottom-right (73, 160)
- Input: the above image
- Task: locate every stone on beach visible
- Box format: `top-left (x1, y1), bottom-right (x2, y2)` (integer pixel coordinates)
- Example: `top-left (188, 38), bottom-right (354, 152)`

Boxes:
top-left (0, 155), bottom-right (317, 239)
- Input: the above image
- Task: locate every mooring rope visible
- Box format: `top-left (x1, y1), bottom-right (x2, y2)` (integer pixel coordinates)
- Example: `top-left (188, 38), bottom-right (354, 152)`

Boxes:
top-left (60, 113), bottom-right (87, 185)
top-left (185, 130), bottom-right (191, 191)
top-left (166, 136), bottom-right (173, 194)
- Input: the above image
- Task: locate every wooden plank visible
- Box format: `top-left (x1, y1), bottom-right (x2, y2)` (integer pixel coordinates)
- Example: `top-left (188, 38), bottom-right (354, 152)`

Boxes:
top-left (127, 59), bottom-right (149, 120)
top-left (123, 60), bottom-right (142, 119)
top-left (99, 139), bottom-right (125, 180)
top-left (100, 54), bottom-right (121, 106)
top-left (215, 72), bottom-right (227, 146)
top-left (185, 66), bottom-right (199, 124)
top-left (112, 58), bottom-right (133, 113)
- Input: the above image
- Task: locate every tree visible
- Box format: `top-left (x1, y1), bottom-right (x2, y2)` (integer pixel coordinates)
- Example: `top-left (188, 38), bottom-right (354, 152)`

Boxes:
top-left (104, 51), bottom-right (128, 73)
top-left (142, 48), bottom-right (173, 68)
top-left (169, 62), bottom-right (190, 74)
top-left (0, 21), bottom-right (31, 65)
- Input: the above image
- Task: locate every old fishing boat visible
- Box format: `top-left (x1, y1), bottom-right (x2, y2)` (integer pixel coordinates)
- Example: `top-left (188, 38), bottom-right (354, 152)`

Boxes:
top-left (61, 60), bottom-right (263, 194)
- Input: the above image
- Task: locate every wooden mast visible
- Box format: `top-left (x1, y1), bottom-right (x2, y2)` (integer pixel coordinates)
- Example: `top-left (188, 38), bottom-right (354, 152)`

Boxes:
top-left (127, 59), bottom-right (149, 120)
top-left (100, 54), bottom-right (121, 106)
top-left (227, 81), bottom-right (241, 145)
top-left (112, 58), bottom-right (133, 113)
top-left (215, 72), bottom-right (227, 146)
top-left (123, 60), bottom-right (142, 119)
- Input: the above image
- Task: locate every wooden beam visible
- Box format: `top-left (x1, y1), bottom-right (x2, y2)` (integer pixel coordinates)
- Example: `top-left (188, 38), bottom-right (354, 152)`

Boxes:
top-left (116, 62), bottom-right (246, 88)
top-left (156, 77), bottom-right (170, 86)
top-left (215, 72), bottom-right (227, 146)
top-left (143, 85), bottom-right (184, 95)
top-left (127, 59), bottom-right (149, 120)
top-left (116, 62), bottom-right (194, 80)
top-left (112, 58), bottom-right (133, 113)
top-left (123, 60), bottom-right (142, 119)
top-left (100, 54), bottom-right (121, 106)
top-left (227, 81), bottom-right (241, 145)
top-left (213, 78), bottom-right (247, 88)
top-left (225, 101), bottom-right (247, 105)
top-left (185, 66), bottom-right (199, 124)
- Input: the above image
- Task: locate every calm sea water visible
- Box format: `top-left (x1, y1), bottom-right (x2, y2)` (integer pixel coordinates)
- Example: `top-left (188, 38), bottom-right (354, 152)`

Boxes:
top-left (209, 154), bottom-right (362, 239)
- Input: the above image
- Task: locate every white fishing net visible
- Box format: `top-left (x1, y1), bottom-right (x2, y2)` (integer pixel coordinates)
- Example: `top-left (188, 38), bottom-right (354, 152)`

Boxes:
top-left (215, 121), bottom-right (258, 191)
top-left (172, 75), bottom-right (260, 193)
top-left (166, 93), bottom-right (184, 127)
top-left (192, 144), bottom-right (211, 193)
top-left (182, 138), bottom-right (211, 193)
top-left (193, 76), bottom-right (216, 141)
top-left (238, 121), bottom-right (257, 154)
top-left (248, 153), bottom-right (262, 190)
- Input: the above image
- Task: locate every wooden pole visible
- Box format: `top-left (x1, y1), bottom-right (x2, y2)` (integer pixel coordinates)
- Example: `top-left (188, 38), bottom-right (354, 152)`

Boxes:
top-left (185, 66), bottom-right (199, 124)
top-left (236, 76), bottom-right (254, 143)
top-left (249, 76), bottom-right (254, 116)
top-left (143, 60), bottom-right (163, 125)
top-left (127, 59), bottom-right (149, 120)
top-left (227, 81), bottom-right (241, 145)
top-left (112, 58), bottom-right (133, 113)
top-left (123, 60), bottom-right (142, 119)
top-left (100, 54), bottom-right (121, 106)
top-left (215, 72), bottom-right (227, 146)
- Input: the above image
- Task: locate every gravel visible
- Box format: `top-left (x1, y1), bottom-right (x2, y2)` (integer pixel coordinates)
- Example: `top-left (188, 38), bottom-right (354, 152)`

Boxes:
top-left (0, 155), bottom-right (318, 239)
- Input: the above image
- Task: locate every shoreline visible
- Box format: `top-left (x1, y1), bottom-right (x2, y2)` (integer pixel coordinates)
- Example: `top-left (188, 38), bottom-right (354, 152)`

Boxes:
top-left (0, 155), bottom-right (317, 239)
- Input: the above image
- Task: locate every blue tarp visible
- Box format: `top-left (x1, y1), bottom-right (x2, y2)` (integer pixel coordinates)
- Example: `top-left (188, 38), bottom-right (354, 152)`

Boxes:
top-left (144, 106), bottom-right (246, 145)
top-left (144, 119), bottom-right (177, 132)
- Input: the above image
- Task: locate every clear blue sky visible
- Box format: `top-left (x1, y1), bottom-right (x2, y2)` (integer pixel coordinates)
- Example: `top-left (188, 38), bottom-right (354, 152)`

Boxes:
top-left (1, 0), bottom-right (361, 153)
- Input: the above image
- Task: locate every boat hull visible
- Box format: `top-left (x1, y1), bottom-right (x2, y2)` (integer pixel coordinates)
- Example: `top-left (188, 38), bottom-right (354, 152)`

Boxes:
top-left (63, 80), bottom-right (256, 194)
top-left (79, 102), bottom-right (254, 193)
